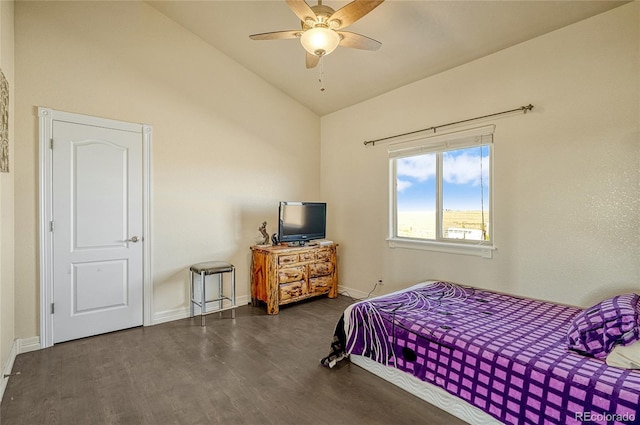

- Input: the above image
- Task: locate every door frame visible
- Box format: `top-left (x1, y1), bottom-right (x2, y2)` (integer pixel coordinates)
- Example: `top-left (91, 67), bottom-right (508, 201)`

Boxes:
top-left (38, 107), bottom-right (153, 348)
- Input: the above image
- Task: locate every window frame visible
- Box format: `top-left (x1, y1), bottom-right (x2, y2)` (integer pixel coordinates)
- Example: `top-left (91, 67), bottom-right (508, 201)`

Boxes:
top-left (387, 125), bottom-right (496, 258)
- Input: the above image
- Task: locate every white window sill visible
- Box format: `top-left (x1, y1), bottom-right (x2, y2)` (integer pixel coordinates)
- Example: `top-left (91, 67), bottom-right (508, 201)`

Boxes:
top-left (387, 237), bottom-right (495, 258)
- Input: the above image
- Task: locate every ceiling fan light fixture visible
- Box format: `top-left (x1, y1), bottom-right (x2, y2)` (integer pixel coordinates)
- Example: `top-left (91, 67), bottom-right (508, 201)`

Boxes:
top-left (300, 27), bottom-right (340, 57)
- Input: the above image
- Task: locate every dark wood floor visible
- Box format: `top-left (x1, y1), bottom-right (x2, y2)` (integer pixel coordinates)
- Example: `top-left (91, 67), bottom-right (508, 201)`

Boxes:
top-left (1, 296), bottom-right (467, 425)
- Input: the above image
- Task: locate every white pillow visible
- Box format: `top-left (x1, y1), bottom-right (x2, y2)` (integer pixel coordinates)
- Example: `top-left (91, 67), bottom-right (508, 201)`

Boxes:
top-left (606, 340), bottom-right (640, 369)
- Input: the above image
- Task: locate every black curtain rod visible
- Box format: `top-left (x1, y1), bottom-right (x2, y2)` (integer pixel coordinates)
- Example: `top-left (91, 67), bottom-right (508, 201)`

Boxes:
top-left (363, 104), bottom-right (534, 146)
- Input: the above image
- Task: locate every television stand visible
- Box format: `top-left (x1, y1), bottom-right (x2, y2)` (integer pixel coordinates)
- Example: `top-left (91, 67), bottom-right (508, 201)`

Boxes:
top-left (250, 243), bottom-right (338, 314)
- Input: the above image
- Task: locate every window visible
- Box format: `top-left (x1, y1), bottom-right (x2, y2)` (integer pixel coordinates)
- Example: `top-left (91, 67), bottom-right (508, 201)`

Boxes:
top-left (388, 126), bottom-right (495, 257)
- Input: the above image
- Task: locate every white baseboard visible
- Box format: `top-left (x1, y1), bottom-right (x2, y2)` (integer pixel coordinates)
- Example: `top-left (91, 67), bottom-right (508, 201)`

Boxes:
top-left (151, 295), bottom-right (251, 325)
top-left (0, 336), bottom-right (39, 404)
top-left (18, 336), bottom-right (41, 353)
top-left (0, 339), bottom-right (18, 404)
top-left (151, 306), bottom-right (190, 325)
top-left (337, 284), bottom-right (379, 301)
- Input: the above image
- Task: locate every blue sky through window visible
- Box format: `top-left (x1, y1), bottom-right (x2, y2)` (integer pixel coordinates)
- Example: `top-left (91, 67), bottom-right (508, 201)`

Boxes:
top-left (397, 146), bottom-right (489, 211)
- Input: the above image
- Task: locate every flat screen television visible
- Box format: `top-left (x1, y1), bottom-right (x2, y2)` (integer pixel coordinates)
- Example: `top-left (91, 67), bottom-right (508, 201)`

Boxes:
top-left (278, 201), bottom-right (326, 244)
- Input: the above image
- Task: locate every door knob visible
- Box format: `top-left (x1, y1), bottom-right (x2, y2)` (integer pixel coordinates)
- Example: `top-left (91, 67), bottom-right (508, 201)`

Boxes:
top-left (126, 236), bottom-right (140, 243)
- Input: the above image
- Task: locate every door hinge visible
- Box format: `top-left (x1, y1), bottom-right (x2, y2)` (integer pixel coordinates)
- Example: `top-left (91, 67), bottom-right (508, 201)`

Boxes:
top-left (51, 303), bottom-right (55, 314)
top-left (49, 221), bottom-right (54, 232)
top-left (50, 138), bottom-right (54, 149)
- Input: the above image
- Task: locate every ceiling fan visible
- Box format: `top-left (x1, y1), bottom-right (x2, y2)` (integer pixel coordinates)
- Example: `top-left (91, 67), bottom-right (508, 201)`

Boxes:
top-left (249, 0), bottom-right (384, 69)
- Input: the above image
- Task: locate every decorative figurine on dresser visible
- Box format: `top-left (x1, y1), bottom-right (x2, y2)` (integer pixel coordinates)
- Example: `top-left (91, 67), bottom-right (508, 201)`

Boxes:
top-left (257, 221), bottom-right (270, 246)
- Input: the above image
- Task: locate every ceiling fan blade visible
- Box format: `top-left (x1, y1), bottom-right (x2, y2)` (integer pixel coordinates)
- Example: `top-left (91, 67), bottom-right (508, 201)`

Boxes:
top-left (249, 30), bottom-right (302, 41)
top-left (286, 0), bottom-right (316, 24)
top-left (338, 31), bottom-right (381, 51)
top-left (306, 52), bottom-right (320, 69)
top-left (329, 0), bottom-right (384, 30)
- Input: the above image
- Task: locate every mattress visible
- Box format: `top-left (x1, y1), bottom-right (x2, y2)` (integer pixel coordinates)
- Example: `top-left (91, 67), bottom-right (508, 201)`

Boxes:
top-left (342, 281), bottom-right (640, 425)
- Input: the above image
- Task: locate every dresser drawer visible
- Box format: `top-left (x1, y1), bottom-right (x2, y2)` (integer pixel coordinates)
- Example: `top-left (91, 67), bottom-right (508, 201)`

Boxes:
top-left (279, 281), bottom-right (307, 301)
top-left (278, 254), bottom-right (299, 265)
top-left (309, 262), bottom-right (334, 278)
top-left (310, 276), bottom-right (332, 293)
top-left (278, 266), bottom-right (306, 284)
top-left (299, 251), bottom-right (315, 262)
top-left (316, 249), bottom-right (332, 261)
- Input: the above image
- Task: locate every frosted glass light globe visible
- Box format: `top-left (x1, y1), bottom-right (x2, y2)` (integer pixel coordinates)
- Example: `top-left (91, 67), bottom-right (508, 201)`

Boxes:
top-left (300, 27), bottom-right (340, 57)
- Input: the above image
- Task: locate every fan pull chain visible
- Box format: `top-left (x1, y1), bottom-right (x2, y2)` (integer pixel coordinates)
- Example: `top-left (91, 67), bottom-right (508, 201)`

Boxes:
top-left (319, 57), bottom-right (325, 92)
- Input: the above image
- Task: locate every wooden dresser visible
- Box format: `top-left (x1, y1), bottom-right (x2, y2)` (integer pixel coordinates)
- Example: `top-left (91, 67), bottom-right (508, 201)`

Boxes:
top-left (250, 244), bottom-right (338, 314)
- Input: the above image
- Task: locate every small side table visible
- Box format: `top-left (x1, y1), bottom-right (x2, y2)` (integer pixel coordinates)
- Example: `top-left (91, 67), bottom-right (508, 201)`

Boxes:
top-left (189, 261), bottom-right (236, 326)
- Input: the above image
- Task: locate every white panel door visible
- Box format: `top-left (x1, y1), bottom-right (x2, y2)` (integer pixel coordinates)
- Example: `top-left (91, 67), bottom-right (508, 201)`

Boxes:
top-left (52, 120), bottom-right (143, 343)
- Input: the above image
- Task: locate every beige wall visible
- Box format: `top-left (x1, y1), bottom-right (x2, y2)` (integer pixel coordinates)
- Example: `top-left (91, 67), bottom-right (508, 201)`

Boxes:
top-left (321, 3), bottom-right (640, 307)
top-left (9, 1), bottom-right (639, 344)
top-left (14, 1), bottom-right (320, 338)
top-left (0, 0), bottom-right (15, 375)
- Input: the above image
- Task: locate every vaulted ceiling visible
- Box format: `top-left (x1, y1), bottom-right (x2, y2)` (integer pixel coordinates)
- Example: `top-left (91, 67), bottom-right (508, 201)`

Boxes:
top-left (148, 1), bottom-right (627, 116)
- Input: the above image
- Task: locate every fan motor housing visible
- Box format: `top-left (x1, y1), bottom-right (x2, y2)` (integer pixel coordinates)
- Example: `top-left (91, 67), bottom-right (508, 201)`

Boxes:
top-left (302, 4), bottom-right (337, 29)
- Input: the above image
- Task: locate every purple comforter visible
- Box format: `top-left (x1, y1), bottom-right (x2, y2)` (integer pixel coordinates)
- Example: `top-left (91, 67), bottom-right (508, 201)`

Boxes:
top-left (344, 281), bottom-right (640, 425)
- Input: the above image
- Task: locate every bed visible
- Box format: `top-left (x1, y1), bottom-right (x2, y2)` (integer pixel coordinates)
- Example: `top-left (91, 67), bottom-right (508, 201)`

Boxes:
top-left (325, 281), bottom-right (640, 425)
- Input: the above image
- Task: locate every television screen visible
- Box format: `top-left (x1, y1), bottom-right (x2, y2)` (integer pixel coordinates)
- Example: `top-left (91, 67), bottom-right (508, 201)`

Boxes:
top-left (278, 202), bottom-right (326, 244)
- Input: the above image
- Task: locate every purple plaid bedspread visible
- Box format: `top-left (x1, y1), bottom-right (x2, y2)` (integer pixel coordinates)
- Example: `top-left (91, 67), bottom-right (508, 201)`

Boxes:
top-left (344, 282), bottom-right (640, 425)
